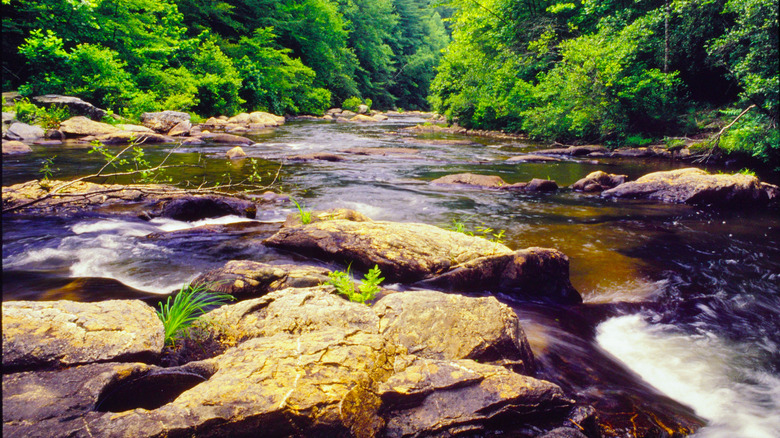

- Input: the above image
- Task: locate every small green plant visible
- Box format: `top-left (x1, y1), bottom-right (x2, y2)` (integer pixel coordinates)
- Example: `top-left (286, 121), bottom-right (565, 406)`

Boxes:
top-left (13, 98), bottom-right (43, 124)
top-left (291, 198), bottom-right (312, 224)
top-left (156, 282), bottom-right (235, 347)
top-left (39, 155), bottom-right (57, 182)
top-left (448, 219), bottom-right (506, 245)
top-left (664, 137), bottom-right (687, 150)
top-left (624, 134), bottom-right (654, 148)
top-left (328, 264), bottom-right (384, 304)
top-left (738, 168), bottom-right (756, 177)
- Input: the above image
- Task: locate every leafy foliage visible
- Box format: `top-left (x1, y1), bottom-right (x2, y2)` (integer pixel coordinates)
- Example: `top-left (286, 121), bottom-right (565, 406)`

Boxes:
top-left (156, 282), bottom-right (235, 346)
top-left (328, 264), bottom-right (384, 304)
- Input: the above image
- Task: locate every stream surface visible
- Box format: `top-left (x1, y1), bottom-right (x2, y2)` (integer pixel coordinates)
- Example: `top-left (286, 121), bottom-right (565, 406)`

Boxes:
top-left (3, 115), bottom-right (779, 437)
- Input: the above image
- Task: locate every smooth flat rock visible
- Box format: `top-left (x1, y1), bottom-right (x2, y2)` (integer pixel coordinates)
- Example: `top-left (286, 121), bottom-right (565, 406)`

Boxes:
top-left (226, 146), bottom-right (246, 159)
top-left (2, 140), bottom-right (32, 155)
top-left (59, 116), bottom-right (120, 136)
top-left (507, 154), bottom-right (564, 163)
top-left (2, 300), bottom-right (163, 370)
top-left (374, 290), bottom-right (535, 372)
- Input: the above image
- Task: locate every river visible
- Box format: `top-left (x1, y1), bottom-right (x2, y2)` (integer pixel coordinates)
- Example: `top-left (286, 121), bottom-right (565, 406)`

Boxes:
top-left (2, 115), bottom-right (779, 437)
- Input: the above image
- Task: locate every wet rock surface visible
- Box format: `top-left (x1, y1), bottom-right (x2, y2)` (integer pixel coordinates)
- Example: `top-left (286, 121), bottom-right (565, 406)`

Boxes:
top-left (264, 211), bottom-right (580, 303)
top-left (571, 171), bottom-right (628, 193)
top-left (431, 173), bottom-right (559, 192)
top-left (192, 261), bottom-right (332, 298)
top-left (602, 167), bottom-right (779, 206)
top-left (2, 180), bottom-right (259, 218)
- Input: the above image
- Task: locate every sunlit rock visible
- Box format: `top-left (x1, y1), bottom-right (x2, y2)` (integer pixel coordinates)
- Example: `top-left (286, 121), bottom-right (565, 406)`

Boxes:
top-left (264, 211), bottom-right (580, 304)
top-left (141, 111), bottom-right (190, 133)
top-left (2, 300), bottom-right (164, 370)
top-left (225, 146), bottom-right (246, 159)
top-left (59, 116), bottom-right (120, 136)
top-left (2, 140), bottom-right (32, 155)
top-left (571, 170), bottom-right (628, 192)
top-left (602, 167), bottom-right (779, 206)
top-left (193, 261), bottom-right (332, 299)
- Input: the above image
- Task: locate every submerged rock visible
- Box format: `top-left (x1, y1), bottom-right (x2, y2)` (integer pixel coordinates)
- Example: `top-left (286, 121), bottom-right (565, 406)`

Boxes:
top-left (287, 152), bottom-right (344, 162)
top-left (264, 211), bottom-right (580, 304)
top-left (571, 170), bottom-right (628, 193)
top-left (431, 173), bottom-right (559, 193)
top-left (2, 300), bottom-right (163, 370)
top-left (602, 167), bottom-right (779, 206)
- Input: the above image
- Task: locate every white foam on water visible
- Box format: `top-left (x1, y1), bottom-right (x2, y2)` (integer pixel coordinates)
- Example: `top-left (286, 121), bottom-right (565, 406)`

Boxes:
top-left (596, 314), bottom-right (780, 438)
top-left (149, 215), bottom-right (257, 232)
top-left (3, 217), bottom-right (238, 293)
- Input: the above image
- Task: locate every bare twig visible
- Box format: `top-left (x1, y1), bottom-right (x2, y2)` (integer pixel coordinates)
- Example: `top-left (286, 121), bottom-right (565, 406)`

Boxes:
top-left (694, 104), bottom-right (756, 163)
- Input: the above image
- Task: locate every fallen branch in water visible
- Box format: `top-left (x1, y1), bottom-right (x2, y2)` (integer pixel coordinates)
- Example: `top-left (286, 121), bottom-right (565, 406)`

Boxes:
top-left (694, 104), bottom-right (755, 163)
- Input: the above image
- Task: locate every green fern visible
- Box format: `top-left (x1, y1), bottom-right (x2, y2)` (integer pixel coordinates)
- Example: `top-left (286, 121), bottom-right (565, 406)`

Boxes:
top-left (156, 283), bottom-right (235, 346)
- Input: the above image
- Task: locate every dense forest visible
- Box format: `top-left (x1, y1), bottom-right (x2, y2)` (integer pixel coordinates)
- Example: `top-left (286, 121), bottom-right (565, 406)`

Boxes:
top-left (2, 0), bottom-right (778, 167)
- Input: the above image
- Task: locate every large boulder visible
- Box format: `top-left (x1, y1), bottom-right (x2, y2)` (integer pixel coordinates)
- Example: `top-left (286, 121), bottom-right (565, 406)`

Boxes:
top-left (32, 95), bottom-right (108, 120)
top-left (59, 116), bottom-right (120, 136)
top-left (2, 300), bottom-right (163, 371)
top-left (5, 122), bottom-right (45, 142)
top-left (571, 170), bottom-right (628, 193)
top-left (192, 261), bottom-right (332, 299)
top-left (140, 111), bottom-right (190, 134)
top-left (264, 213), bottom-right (580, 304)
top-left (374, 290), bottom-right (535, 373)
top-left (3, 287), bottom-right (578, 437)
top-left (602, 168), bottom-right (779, 206)
top-left (2, 140), bottom-right (32, 155)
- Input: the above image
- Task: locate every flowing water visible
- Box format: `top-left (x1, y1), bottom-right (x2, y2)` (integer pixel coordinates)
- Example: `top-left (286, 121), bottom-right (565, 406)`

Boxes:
top-left (3, 115), bottom-right (779, 436)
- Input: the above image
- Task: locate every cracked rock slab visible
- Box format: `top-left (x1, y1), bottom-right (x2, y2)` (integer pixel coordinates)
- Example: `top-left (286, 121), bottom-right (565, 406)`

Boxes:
top-left (263, 211), bottom-right (581, 304)
top-left (2, 300), bottom-right (164, 370)
top-left (374, 290), bottom-right (535, 373)
top-left (200, 286), bottom-right (381, 340)
top-left (192, 261), bottom-right (332, 299)
top-left (381, 357), bottom-right (574, 438)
